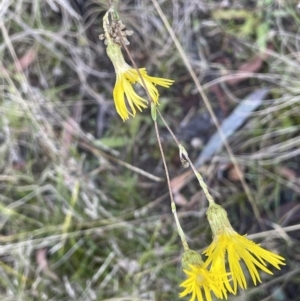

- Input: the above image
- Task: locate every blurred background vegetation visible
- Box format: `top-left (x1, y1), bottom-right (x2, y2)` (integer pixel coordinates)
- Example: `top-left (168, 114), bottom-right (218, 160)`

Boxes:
top-left (0, 0), bottom-right (300, 300)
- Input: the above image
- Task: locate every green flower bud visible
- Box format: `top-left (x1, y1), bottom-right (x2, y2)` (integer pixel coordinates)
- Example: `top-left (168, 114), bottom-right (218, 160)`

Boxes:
top-left (206, 204), bottom-right (232, 237)
top-left (181, 249), bottom-right (204, 270)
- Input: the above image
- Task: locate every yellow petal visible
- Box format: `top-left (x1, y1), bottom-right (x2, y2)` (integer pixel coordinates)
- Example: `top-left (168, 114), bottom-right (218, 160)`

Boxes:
top-left (179, 264), bottom-right (226, 301)
top-left (108, 46), bottom-right (173, 120)
top-left (113, 74), bottom-right (129, 121)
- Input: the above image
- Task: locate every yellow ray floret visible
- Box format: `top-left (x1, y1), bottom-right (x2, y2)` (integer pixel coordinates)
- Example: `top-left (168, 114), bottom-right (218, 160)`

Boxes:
top-left (203, 204), bottom-right (285, 293)
top-left (106, 43), bottom-right (173, 121)
top-left (180, 264), bottom-right (227, 301)
top-left (179, 249), bottom-right (227, 301)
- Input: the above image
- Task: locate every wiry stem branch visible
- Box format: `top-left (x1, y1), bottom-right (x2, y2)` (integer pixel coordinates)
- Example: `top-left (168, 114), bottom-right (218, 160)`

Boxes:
top-left (104, 6), bottom-right (189, 250)
top-left (154, 121), bottom-right (189, 251)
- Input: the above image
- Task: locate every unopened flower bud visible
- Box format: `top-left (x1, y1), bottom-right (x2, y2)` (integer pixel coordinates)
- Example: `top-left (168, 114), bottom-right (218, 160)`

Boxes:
top-left (181, 249), bottom-right (203, 270)
top-left (206, 203), bottom-right (232, 237)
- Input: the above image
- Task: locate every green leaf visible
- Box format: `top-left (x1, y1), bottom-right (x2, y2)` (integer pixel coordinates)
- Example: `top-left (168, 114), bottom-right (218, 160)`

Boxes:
top-left (97, 136), bottom-right (127, 148)
top-left (256, 22), bottom-right (269, 53)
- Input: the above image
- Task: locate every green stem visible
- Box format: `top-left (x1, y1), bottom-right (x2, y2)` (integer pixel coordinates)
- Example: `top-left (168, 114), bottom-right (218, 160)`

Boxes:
top-left (179, 144), bottom-right (215, 206)
top-left (171, 202), bottom-right (189, 251)
top-left (154, 121), bottom-right (189, 251)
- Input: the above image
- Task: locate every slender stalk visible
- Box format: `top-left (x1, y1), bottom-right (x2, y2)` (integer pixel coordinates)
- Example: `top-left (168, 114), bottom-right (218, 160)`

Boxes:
top-left (151, 0), bottom-right (260, 221)
top-left (156, 108), bottom-right (179, 145)
top-left (179, 145), bottom-right (215, 206)
top-left (154, 121), bottom-right (189, 251)
top-left (104, 6), bottom-right (189, 250)
top-left (157, 107), bottom-right (216, 206)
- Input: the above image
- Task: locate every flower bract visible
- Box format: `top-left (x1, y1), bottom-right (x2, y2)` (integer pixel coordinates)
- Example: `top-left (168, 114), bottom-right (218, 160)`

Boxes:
top-left (180, 264), bottom-right (227, 301)
top-left (179, 249), bottom-right (227, 301)
top-left (203, 204), bottom-right (285, 293)
top-left (106, 43), bottom-right (173, 121)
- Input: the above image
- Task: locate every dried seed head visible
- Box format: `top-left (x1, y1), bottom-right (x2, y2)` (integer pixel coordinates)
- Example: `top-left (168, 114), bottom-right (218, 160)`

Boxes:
top-left (100, 14), bottom-right (134, 46)
top-left (125, 30), bottom-right (133, 36)
top-left (121, 37), bottom-right (130, 45)
top-left (117, 20), bottom-right (126, 30)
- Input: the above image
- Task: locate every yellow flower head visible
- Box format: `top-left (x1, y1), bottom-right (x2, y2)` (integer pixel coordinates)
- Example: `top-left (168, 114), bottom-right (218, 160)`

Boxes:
top-left (203, 204), bottom-right (285, 293)
top-left (101, 8), bottom-right (173, 120)
top-left (106, 43), bottom-right (173, 121)
top-left (180, 250), bottom-right (227, 301)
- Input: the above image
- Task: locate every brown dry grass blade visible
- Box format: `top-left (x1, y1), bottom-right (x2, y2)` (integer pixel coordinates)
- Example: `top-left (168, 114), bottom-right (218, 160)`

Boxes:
top-left (14, 48), bottom-right (37, 71)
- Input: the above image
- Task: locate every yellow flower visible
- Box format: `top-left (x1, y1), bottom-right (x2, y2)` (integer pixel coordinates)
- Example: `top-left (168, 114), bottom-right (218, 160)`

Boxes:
top-left (106, 43), bottom-right (174, 121)
top-left (180, 250), bottom-right (227, 301)
top-left (203, 204), bottom-right (285, 293)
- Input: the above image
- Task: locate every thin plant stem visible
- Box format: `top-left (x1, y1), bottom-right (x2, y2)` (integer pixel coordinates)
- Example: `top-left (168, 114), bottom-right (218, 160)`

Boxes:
top-left (156, 108), bottom-right (179, 145)
top-left (105, 6), bottom-right (189, 250)
top-left (157, 108), bottom-right (215, 206)
top-left (179, 145), bottom-right (215, 206)
top-left (154, 121), bottom-right (189, 251)
top-left (151, 0), bottom-right (261, 223)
